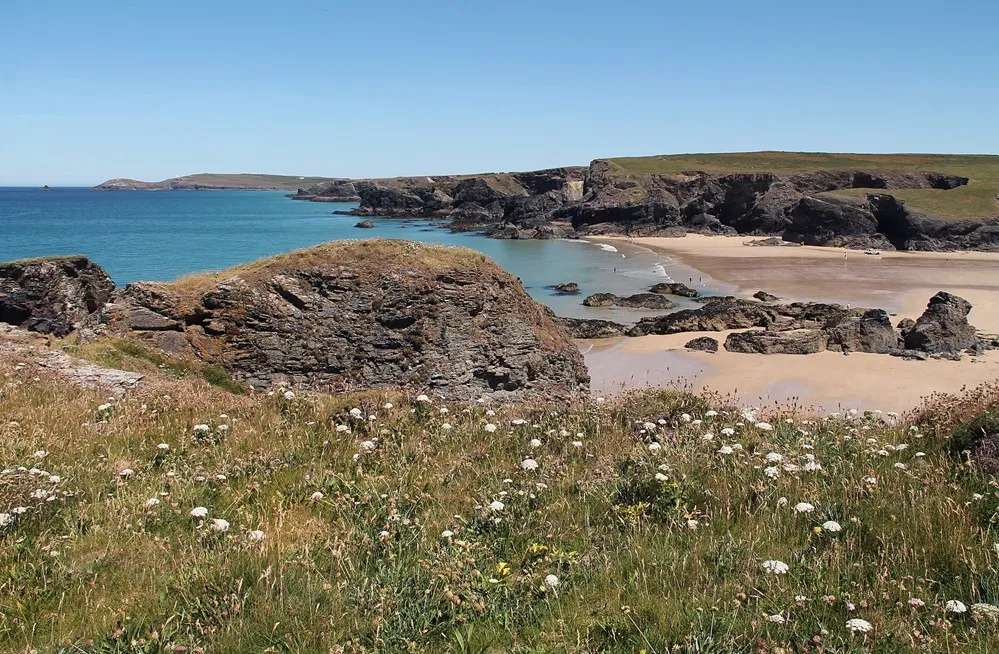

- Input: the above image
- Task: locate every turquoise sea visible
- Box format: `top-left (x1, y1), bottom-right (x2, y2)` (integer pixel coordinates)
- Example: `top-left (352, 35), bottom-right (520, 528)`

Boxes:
top-left (0, 188), bottom-right (725, 321)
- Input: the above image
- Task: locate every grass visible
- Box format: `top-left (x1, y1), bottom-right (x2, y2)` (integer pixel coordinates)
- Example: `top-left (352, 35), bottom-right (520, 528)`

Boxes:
top-left (3, 347), bottom-right (999, 652)
top-left (605, 152), bottom-right (999, 219)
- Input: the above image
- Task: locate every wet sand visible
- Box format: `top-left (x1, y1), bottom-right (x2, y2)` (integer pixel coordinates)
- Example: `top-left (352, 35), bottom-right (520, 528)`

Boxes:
top-left (583, 235), bottom-right (999, 412)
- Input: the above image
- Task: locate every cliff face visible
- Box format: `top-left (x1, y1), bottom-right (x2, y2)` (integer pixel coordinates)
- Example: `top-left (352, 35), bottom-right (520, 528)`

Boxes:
top-left (299, 160), bottom-right (998, 251)
top-left (92, 240), bottom-right (589, 402)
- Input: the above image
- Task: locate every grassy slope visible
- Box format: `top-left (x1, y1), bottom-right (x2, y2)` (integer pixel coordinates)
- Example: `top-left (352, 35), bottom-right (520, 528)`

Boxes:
top-left (606, 152), bottom-right (999, 219)
top-left (3, 340), bottom-right (999, 652)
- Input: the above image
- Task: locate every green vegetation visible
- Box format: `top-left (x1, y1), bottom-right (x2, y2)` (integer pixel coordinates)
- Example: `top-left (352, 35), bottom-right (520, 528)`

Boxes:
top-left (3, 347), bottom-right (999, 652)
top-left (95, 173), bottom-right (339, 191)
top-left (606, 152), bottom-right (999, 219)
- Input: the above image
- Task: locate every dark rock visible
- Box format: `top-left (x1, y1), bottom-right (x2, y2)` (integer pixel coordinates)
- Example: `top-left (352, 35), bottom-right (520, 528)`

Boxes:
top-left (685, 336), bottom-right (719, 353)
top-left (903, 292), bottom-right (978, 352)
top-left (649, 282), bottom-right (699, 298)
top-left (753, 290), bottom-right (780, 302)
top-left (582, 293), bottom-right (619, 308)
top-left (557, 317), bottom-right (626, 339)
top-left (966, 432), bottom-right (999, 475)
top-left (615, 293), bottom-right (675, 310)
top-left (724, 329), bottom-right (828, 355)
top-left (897, 318), bottom-right (916, 337)
top-left (629, 298), bottom-right (775, 336)
top-left (94, 240), bottom-right (588, 402)
top-left (824, 309), bottom-right (899, 354)
top-left (888, 348), bottom-right (930, 361)
top-left (354, 220), bottom-right (375, 229)
top-left (0, 256), bottom-right (115, 336)
top-left (552, 282), bottom-right (580, 295)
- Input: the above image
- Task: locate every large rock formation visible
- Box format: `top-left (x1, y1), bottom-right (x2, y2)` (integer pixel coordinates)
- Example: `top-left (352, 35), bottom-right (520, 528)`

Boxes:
top-left (724, 329), bottom-right (829, 355)
top-left (903, 292), bottom-right (979, 353)
top-left (557, 317), bottom-right (627, 339)
top-left (293, 157), bottom-right (999, 252)
top-left (628, 298), bottom-right (776, 336)
top-left (92, 240), bottom-right (589, 402)
top-left (0, 256), bottom-right (115, 336)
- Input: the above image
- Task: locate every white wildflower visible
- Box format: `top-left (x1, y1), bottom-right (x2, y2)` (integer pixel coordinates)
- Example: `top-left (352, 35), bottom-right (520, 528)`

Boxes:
top-left (794, 502), bottom-right (815, 514)
top-left (766, 452), bottom-right (783, 463)
top-left (484, 423), bottom-right (497, 433)
top-left (761, 560), bottom-right (789, 574)
top-left (144, 498), bottom-right (160, 508)
top-left (544, 574), bottom-right (560, 589)
top-left (416, 394), bottom-right (431, 403)
top-left (283, 390), bottom-right (295, 400)
top-left (520, 458), bottom-right (539, 471)
top-left (529, 438), bottom-right (542, 448)
top-left (845, 618), bottom-right (873, 633)
top-left (441, 529), bottom-right (454, 539)
top-left (756, 422), bottom-right (773, 431)
top-left (209, 518), bottom-right (230, 533)
top-left (822, 520), bottom-right (842, 532)
top-left (767, 614), bottom-right (785, 624)
top-left (764, 466), bottom-right (779, 479)
top-left (946, 600), bottom-right (968, 614)
top-left (718, 445), bottom-right (734, 455)
top-left (190, 506), bottom-right (208, 519)
top-left (247, 529), bottom-right (266, 542)
top-left (489, 500), bottom-right (505, 512)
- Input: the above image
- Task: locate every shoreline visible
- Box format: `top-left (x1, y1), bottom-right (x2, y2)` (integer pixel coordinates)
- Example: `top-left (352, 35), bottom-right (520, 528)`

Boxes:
top-left (582, 234), bottom-right (999, 412)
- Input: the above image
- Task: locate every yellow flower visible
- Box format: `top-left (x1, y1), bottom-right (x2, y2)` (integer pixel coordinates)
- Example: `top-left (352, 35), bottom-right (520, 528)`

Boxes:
top-left (497, 561), bottom-right (511, 576)
top-left (813, 526), bottom-right (823, 534)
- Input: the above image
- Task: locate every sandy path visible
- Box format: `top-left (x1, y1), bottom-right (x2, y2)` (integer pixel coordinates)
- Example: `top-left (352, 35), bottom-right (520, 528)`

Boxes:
top-left (583, 235), bottom-right (999, 412)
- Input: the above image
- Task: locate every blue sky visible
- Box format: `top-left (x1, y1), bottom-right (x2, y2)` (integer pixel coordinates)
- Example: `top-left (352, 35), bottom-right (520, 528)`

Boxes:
top-left (1, 0), bottom-right (996, 185)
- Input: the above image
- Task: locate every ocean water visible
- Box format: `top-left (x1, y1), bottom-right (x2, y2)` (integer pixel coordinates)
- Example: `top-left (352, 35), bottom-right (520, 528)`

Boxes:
top-left (0, 187), bottom-right (727, 321)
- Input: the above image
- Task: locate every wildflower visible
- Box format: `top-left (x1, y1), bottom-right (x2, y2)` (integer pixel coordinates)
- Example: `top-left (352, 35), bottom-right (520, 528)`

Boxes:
top-left (144, 498), bottom-right (161, 508)
top-left (686, 519), bottom-right (699, 530)
top-left (821, 520), bottom-right (842, 532)
top-left (247, 529), bottom-right (266, 542)
top-left (383, 403), bottom-right (393, 410)
top-left (190, 506), bottom-right (208, 519)
top-left (193, 424), bottom-right (211, 434)
top-left (680, 413), bottom-right (692, 423)
top-left (803, 460), bottom-right (823, 472)
top-left (648, 442), bottom-right (662, 453)
top-left (915, 451), bottom-right (926, 457)
top-left (845, 618), bottom-right (873, 633)
top-left (718, 445), bottom-right (734, 455)
top-left (416, 394), bottom-right (431, 403)
top-left (544, 574), bottom-right (560, 589)
top-left (378, 530), bottom-right (390, 540)
top-left (971, 603), bottom-right (999, 618)
top-left (571, 440), bottom-right (583, 448)
top-left (521, 458), bottom-right (539, 471)
top-left (908, 597), bottom-right (925, 607)
top-left (335, 424), bottom-right (351, 433)
top-left (310, 491), bottom-right (324, 502)
top-left (766, 452), bottom-right (783, 463)
top-left (156, 443), bottom-right (170, 451)
top-left (283, 390), bottom-right (296, 400)
top-left (720, 428), bottom-right (735, 436)
top-left (360, 440), bottom-right (376, 453)
top-left (756, 422), bottom-right (773, 431)
top-left (210, 518), bottom-right (230, 533)
top-left (489, 500), bottom-right (505, 512)
top-left (33, 449), bottom-right (47, 459)
top-left (705, 410), bottom-right (718, 417)
top-left (655, 472), bottom-right (668, 482)
top-left (946, 600), bottom-right (968, 614)
top-left (972, 493), bottom-right (984, 501)
top-left (764, 466), bottom-right (779, 479)
top-left (119, 468), bottom-right (135, 478)
top-left (512, 418), bottom-right (527, 426)
top-left (761, 560), bottom-right (789, 574)
top-left (441, 422), bottom-right (453, 430)
top-left (97, 403), bottom-right (112, 413)
top-left (349, 407), bottom-right (363, 419)
top-left (0, 513), bottom-right (12, 528)
top-left (777, 497), bottom-right (788, 508)
top-left (642, 422), bottom-right (656, 431)
top-left (529, 438), bottom-right (542, 448)
top-left (441, 530), bottom-right (454, 539)
top-left (484, 423), bottom-right (497, 433)
top-left (794, 502), bottom-right (815, 514)
top-left (894, 462), bottom-right (907, 470)
top-left (767, 614), bottom-right (785, 624)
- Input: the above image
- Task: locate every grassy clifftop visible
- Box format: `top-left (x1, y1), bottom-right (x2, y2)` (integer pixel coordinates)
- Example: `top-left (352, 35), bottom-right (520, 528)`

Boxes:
top-left (3, 337), bottom-right (999, 651)
top-left (605, 152), bottom-right (999, 220)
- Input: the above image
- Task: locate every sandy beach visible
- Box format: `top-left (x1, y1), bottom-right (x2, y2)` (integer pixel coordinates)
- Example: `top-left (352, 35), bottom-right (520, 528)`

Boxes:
top-left (584, 235), bottom-right (999, 412)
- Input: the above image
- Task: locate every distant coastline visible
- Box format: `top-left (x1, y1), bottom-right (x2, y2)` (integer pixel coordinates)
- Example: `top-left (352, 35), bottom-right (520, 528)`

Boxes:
top-left (93, 173), bottom-right (340, 192)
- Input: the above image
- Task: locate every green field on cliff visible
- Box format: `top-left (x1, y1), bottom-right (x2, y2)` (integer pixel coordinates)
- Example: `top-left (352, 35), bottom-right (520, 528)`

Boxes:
top-left (606, 152), bottom-right (999, 219)
top-left (4, 337), bottom-right (999, 652)
top-left (96, 173), bottom-right (339, 191)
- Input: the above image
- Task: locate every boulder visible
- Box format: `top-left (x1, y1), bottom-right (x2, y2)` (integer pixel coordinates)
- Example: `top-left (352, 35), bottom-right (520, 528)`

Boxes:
top-left (897, 318), bottom-right (916, 338)
top-left (557, 317), bottom-right (627, 339)
top-left (903, 292), bottom-right (978, 353)
top-left (685, 336), bottom-right (719, 353)
top-left (753, 290), bottom-right (780, 302)
top-left (0, 256), bottom-right (115, 336)
top-left (824, 309), bottom-right (899, 354)
top-left (629, 298), bottom-right (776, 336)
top-left (94, 240), bottom-right (589, 402)
top-left (354, 220), bottom-right (375, 229)
top-left (582, 293), bottom-right (618, 308)
top-left (615, 293), bottom-right (675, 310)
top-left (552, 282), bottom-right (580, 295)
top-left (649, 282), bottom-right (699, 298)
top-left (724, 329), bottom-right (829, 355)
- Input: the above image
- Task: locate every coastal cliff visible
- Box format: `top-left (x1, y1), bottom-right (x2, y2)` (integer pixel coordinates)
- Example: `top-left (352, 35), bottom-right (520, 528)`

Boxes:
top-left (295, 153), bottom-right (999, 251)
top-left (94, 173), bottom-right (340, 192)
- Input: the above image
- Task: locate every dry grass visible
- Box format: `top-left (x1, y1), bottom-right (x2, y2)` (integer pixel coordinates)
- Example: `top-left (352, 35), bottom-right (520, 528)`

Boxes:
top-left (2, 349), bottom-right (999, 652)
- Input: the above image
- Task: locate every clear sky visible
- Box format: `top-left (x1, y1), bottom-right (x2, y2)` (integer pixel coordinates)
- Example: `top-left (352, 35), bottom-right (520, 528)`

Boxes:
top-left (1, 0), bottom-right (996, 186)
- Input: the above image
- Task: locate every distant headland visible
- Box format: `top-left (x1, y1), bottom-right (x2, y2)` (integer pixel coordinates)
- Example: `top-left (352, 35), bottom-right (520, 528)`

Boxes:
top-left (93, 173), bottom-right (340, 192)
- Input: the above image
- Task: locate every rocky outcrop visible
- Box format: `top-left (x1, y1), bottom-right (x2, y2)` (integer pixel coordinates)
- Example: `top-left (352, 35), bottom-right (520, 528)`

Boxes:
top-left (725, 329), bottom-right (829, 355)
top-left (295, 180), bottom-right (362, 202)
top-left (753, 291), bottom-right (780, 302)
top-left (650, 282), bottom-right (699, 298)
top-left (628, 298), bottom-right (776, 336)
top-left (557, 317), bottom-right (626, 339)
top-left (91, 240), bottom-right (588, 402)
top-left (355, 220), bottom-right (375, 229)
top-left (552, 282), bottom-right (580, 294)
top-left (903, 292), bottom-right (979, 353)
top-left (824, 310), bottom-right (900, 354)
top-left (0, 256), bottom-right (115, 336)
top-left (685, 336), bottom-right (719, 353)
top-left (582, 293), bottom-right (675, 310)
